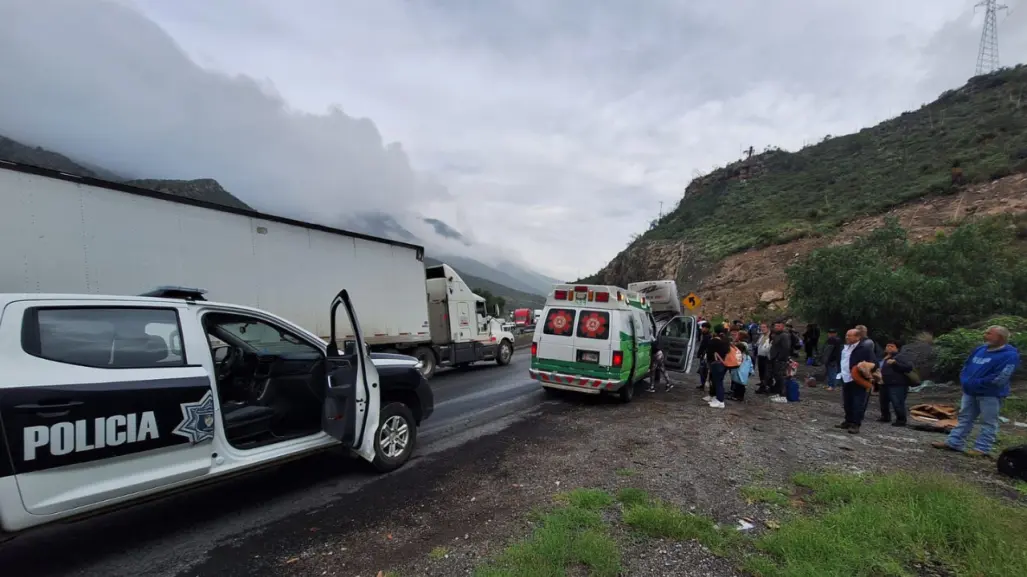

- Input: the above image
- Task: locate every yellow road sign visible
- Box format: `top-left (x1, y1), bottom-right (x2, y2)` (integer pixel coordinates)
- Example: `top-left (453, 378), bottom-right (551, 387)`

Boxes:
top-left (682, 292), bottom-right (702, 311)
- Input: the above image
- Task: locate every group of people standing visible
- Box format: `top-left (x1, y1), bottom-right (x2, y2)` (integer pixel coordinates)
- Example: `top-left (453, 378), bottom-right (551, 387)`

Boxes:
top-left (691, 318), bottom-right (1021, 454)
top-left (694, 319), bottom-right (798, 409)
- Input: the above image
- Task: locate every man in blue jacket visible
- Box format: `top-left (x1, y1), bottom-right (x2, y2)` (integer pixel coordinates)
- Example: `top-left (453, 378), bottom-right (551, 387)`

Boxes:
top-left (933, 325), bottom-right (1020, 456)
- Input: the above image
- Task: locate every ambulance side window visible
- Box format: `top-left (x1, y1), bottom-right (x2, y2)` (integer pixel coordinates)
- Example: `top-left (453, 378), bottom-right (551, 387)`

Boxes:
top-left (21, 307), bottom-right (186, 369)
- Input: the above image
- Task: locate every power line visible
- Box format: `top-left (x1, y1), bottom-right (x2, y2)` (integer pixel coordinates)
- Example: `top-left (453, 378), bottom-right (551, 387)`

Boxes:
top-left (975, 0), bottom-right (1008, 76)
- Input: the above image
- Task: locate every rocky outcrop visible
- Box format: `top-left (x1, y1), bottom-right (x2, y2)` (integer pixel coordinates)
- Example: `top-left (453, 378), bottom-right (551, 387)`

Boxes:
top-left (589, 174), bottom-right (1027, 319)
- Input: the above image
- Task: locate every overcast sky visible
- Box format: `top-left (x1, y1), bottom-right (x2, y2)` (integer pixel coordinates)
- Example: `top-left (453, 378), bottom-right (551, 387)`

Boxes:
top-left (2, 0), bottom-right (1026, 280)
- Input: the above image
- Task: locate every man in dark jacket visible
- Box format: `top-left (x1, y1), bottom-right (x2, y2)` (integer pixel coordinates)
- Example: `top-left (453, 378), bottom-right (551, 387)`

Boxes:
top-left (695, 322), bottom-right (712, 390)
top-left (803, 323), bottom-right (821, 365)
top-left (768, 320), bottom-right (792, 402)
top-left (786, 323), bottom-right (802, 360)
top-left (877, 340), bottom-right (914, 426)
top-left (820, 328), bottom-right (842, 390)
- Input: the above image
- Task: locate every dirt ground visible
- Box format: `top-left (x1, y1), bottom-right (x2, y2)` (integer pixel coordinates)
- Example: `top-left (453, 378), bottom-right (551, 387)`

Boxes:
top-left (267, 369), bottom-right (1025, 577)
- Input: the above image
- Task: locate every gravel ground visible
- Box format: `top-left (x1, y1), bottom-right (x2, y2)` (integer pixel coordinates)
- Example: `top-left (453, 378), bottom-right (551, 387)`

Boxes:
top-left (272, 370), bottom-right (1022, 577)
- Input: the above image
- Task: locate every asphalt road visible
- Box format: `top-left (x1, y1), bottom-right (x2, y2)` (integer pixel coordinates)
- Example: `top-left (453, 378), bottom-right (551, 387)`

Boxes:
top-left (0, 352), bottom-right (541, 577)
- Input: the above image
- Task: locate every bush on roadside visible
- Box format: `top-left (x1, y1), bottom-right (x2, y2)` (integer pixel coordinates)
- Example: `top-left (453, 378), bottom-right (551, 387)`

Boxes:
top-left (932, 317), bottom-right (1027, 381)
top-left (786, 217), bottom-right (1027, 343)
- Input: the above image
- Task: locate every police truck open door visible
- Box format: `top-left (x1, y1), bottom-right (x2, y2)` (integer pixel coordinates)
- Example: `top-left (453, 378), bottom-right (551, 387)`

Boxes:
top-left (324, 289), bottom-right (379, 459)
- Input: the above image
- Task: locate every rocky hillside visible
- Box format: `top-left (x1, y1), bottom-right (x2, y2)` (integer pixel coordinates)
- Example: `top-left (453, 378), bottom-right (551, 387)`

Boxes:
top-left (583, 65), bottom-right (1027, 317)
top-left (123, 178), bottom-right (252, 211)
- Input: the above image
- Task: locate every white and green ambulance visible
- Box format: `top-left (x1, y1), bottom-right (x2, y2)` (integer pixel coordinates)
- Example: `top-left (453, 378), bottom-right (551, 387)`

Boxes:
top-left (529, 284), bottom-right (699, 402)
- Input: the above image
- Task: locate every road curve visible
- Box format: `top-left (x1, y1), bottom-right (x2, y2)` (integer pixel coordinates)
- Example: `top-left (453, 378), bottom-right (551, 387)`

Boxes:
top-left (0, 352), bottom-right (540, 577)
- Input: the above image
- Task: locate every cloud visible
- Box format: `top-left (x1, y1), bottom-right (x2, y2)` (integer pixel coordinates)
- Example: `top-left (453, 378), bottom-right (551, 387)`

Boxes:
top-left (2, 0), bottom-right (1026, 280)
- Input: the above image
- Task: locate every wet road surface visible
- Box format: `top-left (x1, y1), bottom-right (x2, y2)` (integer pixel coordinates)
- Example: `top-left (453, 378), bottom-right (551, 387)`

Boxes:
top-left (0, 352), bottom-right (541, 577)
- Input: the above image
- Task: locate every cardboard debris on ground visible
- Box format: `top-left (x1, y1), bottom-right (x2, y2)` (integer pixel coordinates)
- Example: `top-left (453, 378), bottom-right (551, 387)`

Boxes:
top-left (909, 404), bottom-right (959, 433)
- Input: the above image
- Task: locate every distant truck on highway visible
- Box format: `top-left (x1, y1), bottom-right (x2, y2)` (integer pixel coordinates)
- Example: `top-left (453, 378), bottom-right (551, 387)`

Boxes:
top-left (0, 160), bottom-right (515, 380)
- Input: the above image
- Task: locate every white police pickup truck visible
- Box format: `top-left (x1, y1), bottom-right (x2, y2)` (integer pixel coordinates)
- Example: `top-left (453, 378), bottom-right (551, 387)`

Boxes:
top-left (0, 287), bottom-right (434, 536)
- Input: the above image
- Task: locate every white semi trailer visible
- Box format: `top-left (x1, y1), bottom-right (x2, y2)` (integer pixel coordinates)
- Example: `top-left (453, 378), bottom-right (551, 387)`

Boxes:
top-left (0, 160), bottom-right (514, 378)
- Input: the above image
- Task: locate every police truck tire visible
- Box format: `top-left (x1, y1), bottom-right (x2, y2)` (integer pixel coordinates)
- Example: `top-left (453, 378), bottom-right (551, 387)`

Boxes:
top-left (413, 346), bottom-right (436, 379)
top-left (496, 339), bottom-right (513, 366)
top-left (371, 402), bottom-right (418, 473)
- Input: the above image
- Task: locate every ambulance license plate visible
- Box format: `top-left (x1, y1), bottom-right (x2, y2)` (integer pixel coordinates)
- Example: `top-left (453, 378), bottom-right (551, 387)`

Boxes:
top-left (580, 351), bottom-right (599, 363)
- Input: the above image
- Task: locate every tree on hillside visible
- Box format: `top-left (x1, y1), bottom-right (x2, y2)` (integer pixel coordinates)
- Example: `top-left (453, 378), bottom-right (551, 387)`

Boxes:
top-left (786, 217), bottom-right (1027, 342)
top-left (473, 288), bottom-right (507, 315)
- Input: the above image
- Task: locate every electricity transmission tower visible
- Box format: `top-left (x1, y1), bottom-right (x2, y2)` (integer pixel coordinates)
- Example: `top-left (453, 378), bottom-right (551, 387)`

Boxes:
top-left (975, 0), bottom-right (1008, 76)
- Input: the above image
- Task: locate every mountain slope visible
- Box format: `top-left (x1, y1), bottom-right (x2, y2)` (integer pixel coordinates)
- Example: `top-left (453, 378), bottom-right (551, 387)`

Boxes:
top-left (583, 65), bottom-right (1027, 312)
top-left (0, 133), bottom-right (253, 209)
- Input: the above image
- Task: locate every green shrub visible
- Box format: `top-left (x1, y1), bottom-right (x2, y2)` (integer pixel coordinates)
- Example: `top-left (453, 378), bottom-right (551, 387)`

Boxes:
top-left (932, 317), bottom-right (1027, 381)
top-left (787, 218), bottom-right (1027, 343)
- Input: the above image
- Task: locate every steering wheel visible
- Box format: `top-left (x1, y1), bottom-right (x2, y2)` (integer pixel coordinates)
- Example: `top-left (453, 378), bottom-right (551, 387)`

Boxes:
top-left (215, 346), bottom-right (238, 381)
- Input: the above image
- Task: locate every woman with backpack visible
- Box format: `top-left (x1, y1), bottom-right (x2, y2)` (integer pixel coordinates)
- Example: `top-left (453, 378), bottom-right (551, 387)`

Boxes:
top-left (729, 333), bottom-right (755, 401)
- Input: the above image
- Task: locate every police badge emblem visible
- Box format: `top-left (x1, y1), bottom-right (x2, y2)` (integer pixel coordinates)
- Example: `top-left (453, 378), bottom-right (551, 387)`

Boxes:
top-left (172, 390), bottom-right (216, 444)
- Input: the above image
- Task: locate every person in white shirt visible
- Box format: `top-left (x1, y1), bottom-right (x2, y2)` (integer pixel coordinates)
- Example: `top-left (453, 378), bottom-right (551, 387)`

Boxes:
top-left (836, 330), bottom-right (861, 431)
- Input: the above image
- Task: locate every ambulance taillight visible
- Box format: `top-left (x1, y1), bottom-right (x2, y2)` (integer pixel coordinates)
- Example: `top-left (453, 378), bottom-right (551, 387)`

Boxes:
top-left (612, 350), bottom-right (624, 367)
top-left (595, 292), bottom-right (610, 303)
top-left (531, 342), bottom-right (538, 357)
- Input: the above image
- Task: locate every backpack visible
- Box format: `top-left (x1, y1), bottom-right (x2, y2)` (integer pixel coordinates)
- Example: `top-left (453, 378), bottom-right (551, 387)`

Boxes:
top-left (722, 345), bottom-right (743, 368)
top-left (997, 445), bottom-right (1027, 481)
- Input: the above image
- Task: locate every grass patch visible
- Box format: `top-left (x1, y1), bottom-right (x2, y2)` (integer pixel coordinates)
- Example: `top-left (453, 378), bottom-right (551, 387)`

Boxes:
top-left (474, 490), bottom-right (620, 577)
top-left (1016, 482), bottom-right (1027, 498)
top-left (615, 487), bottom-right (650, 507)
top-left (615, 468), bottom-right (638, 477)
top-left (428, 546), bottom-right (448, 560)
top-left (1003, 396), bottom-right (1027, 421)
top-left (621, 499), bottom-right (741, 555)
top-left (741, 485), bottom-right (790, 507)
top-left (555, 488), bottom-right (614, 511)
top-left (748, 472), bottom-right (1027, 577)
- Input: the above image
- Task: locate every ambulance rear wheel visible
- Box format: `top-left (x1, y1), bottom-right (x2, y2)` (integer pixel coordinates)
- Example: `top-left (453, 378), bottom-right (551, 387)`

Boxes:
top-left (618, 381), bottom-right (635, 403)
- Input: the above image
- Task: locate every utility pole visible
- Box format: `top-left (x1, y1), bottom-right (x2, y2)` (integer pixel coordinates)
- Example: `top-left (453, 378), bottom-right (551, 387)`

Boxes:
top-left (658, 201), bottom-right (663, 220)
top-left (975, 0), bottom-right (1008, 76)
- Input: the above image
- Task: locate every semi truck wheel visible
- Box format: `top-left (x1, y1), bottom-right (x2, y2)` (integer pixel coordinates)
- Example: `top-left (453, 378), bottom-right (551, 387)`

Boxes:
top-left (413, 346), bottom-right (436, 379)
top-left (496, 339), bottom-right (513, 366)
top-left (370, 402), bottom-right (417, 473)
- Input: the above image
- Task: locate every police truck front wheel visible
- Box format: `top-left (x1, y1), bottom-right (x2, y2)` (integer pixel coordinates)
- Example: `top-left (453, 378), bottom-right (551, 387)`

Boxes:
top-left (496, 339), bottom-right (513, 366)
top-left (371, 402), bottom-right (417, 473)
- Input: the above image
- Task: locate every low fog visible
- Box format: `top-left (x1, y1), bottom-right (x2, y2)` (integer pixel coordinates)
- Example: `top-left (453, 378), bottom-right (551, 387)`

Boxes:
top-left (0, 0), bottom-right (515, 267)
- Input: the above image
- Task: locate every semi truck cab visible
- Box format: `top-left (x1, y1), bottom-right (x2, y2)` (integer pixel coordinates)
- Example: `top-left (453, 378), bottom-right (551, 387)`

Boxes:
top-left (412, 265), bottom-right (515, 376)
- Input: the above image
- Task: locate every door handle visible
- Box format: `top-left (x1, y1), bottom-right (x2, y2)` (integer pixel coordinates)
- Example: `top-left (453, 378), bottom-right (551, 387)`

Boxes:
top-left (15, 401), bottom-right (84, 412)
